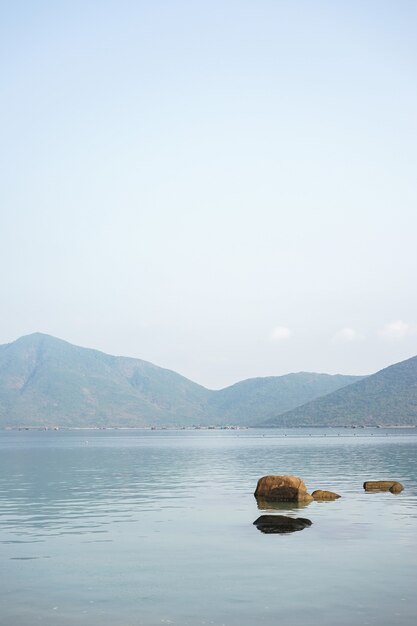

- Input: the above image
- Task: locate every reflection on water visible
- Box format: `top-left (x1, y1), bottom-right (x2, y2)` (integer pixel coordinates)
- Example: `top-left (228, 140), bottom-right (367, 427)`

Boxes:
top-left (253, 514), bottom-right (313, 534)
top-left (0, 428), bottom-right (416, 626)
top-left (255, 497), bottom-right (312, 511)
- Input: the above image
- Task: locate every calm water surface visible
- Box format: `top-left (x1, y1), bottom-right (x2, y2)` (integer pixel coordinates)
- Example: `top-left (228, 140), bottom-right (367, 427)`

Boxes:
top-left (0, 428), bottom-right (416, 626)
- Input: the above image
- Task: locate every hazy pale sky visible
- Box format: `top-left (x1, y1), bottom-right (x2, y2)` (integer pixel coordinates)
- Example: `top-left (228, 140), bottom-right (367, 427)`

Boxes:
top-left (1, 1), bottom-right (416, 388)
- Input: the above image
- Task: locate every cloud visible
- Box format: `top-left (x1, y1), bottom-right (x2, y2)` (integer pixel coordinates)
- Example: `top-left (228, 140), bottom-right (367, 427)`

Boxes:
top-left (333, 327), bottom-right (361, 344)
top-left (378, 320), bottom-right (416, 341)
top-left (270, 326), bottom-right (292, 341)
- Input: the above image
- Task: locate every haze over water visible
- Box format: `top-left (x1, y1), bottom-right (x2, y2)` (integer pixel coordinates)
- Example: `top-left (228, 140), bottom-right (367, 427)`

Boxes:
top-left (0, 428), bottom-right (416, 626)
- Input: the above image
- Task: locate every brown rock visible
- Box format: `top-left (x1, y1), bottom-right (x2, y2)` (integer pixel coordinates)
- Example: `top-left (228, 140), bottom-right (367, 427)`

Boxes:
top-left (389, 482), bottom-right (404, 493)
top-left (254, 475), bottom-right (313, 503)
top-left (253, 514), bottom-right (312, 534)
top-left (311, 489), bottom-right (341, 501)
top-left (363, 480), bottom-right (404, 493)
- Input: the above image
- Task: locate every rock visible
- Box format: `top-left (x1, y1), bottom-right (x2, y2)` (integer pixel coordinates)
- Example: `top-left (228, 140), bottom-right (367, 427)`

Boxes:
top-left (363, 480), bottom-right (404, 493)
top-left (253, 514), bottom-right (312, 534)
top-left (311, 489), bottom-right (341, 501)
top-left (390, 482), bottom-right (404, 493)
top-left (254, 475), bottom-right (313, 502)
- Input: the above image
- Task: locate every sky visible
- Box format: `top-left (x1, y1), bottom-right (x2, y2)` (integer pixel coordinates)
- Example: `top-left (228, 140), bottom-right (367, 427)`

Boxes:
top-left (1, 0), bottom-right (417, 389)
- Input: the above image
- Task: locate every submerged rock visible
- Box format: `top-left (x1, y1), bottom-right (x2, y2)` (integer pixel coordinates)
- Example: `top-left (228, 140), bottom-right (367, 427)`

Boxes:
top-left (254, 475), bottom-right (313, 503)
top-left (311, 489), bottom-right (341, 501)
top-left (363, 481), bottom-right (404, 493)
top-left (253, 514), bottom-right (312, 534)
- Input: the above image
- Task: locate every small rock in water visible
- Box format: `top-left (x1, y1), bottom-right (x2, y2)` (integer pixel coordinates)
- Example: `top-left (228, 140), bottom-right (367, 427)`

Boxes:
top-left (311, 489), bottom-right (341, 501)
top-left (253, 514), bottom-right (312, 534)
top-left (363, 480), bottom-right (404, 493)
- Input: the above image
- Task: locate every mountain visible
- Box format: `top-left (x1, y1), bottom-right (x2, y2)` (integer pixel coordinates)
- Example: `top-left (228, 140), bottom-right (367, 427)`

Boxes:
top-left (204, 373), bottom-right (363, 424)
top-left (0, 333), bottom-right (360, 428)
top-left (259, 355), bottom-right (417, 427)
top-left (0, 333), bottom-right (210, 427)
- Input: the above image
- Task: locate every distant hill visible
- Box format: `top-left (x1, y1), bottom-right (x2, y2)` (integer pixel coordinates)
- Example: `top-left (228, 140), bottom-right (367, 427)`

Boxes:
top-left (259, 355), bottom-right (417, 427)
top-left (0, 333), bottom-right (360, 428)
top-left (205, 373), bottom-right (363, 425)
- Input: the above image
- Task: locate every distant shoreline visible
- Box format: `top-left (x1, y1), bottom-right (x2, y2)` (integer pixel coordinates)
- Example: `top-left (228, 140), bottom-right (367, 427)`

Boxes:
top-left (2, 424), bottom-right (416, 431)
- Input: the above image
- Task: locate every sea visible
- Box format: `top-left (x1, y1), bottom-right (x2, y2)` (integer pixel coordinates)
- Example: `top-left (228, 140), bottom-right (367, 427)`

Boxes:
top-left (0, 428), bottom-right (416, 626)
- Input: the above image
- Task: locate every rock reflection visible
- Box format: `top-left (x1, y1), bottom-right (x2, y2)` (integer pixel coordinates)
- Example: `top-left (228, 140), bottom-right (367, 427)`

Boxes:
top-left (255, 497), bottom-right (312, 511)
top-left (253, 514), bottom-right (312, 534)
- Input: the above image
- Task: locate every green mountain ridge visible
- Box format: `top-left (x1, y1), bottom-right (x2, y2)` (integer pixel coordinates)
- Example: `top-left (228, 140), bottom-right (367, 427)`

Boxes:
top-left (0, 333), bottom-right (361, 427)
top-left (259, 354), bottom-right (417, 427)
top-left (0, 333), bottom-right (210, 427)
top-left (205, 373), bottom-right (363, 423)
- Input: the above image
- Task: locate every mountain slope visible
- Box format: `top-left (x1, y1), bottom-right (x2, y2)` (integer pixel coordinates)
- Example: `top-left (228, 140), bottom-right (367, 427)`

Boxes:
top-left (259, 355), bottom-right (417, 427)
top-left (0, 333), bottom-right (210, 427)
top-left (205, 372), bottom-right (363, 425)
top-left (0, 333), bottom-right (362, 428)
